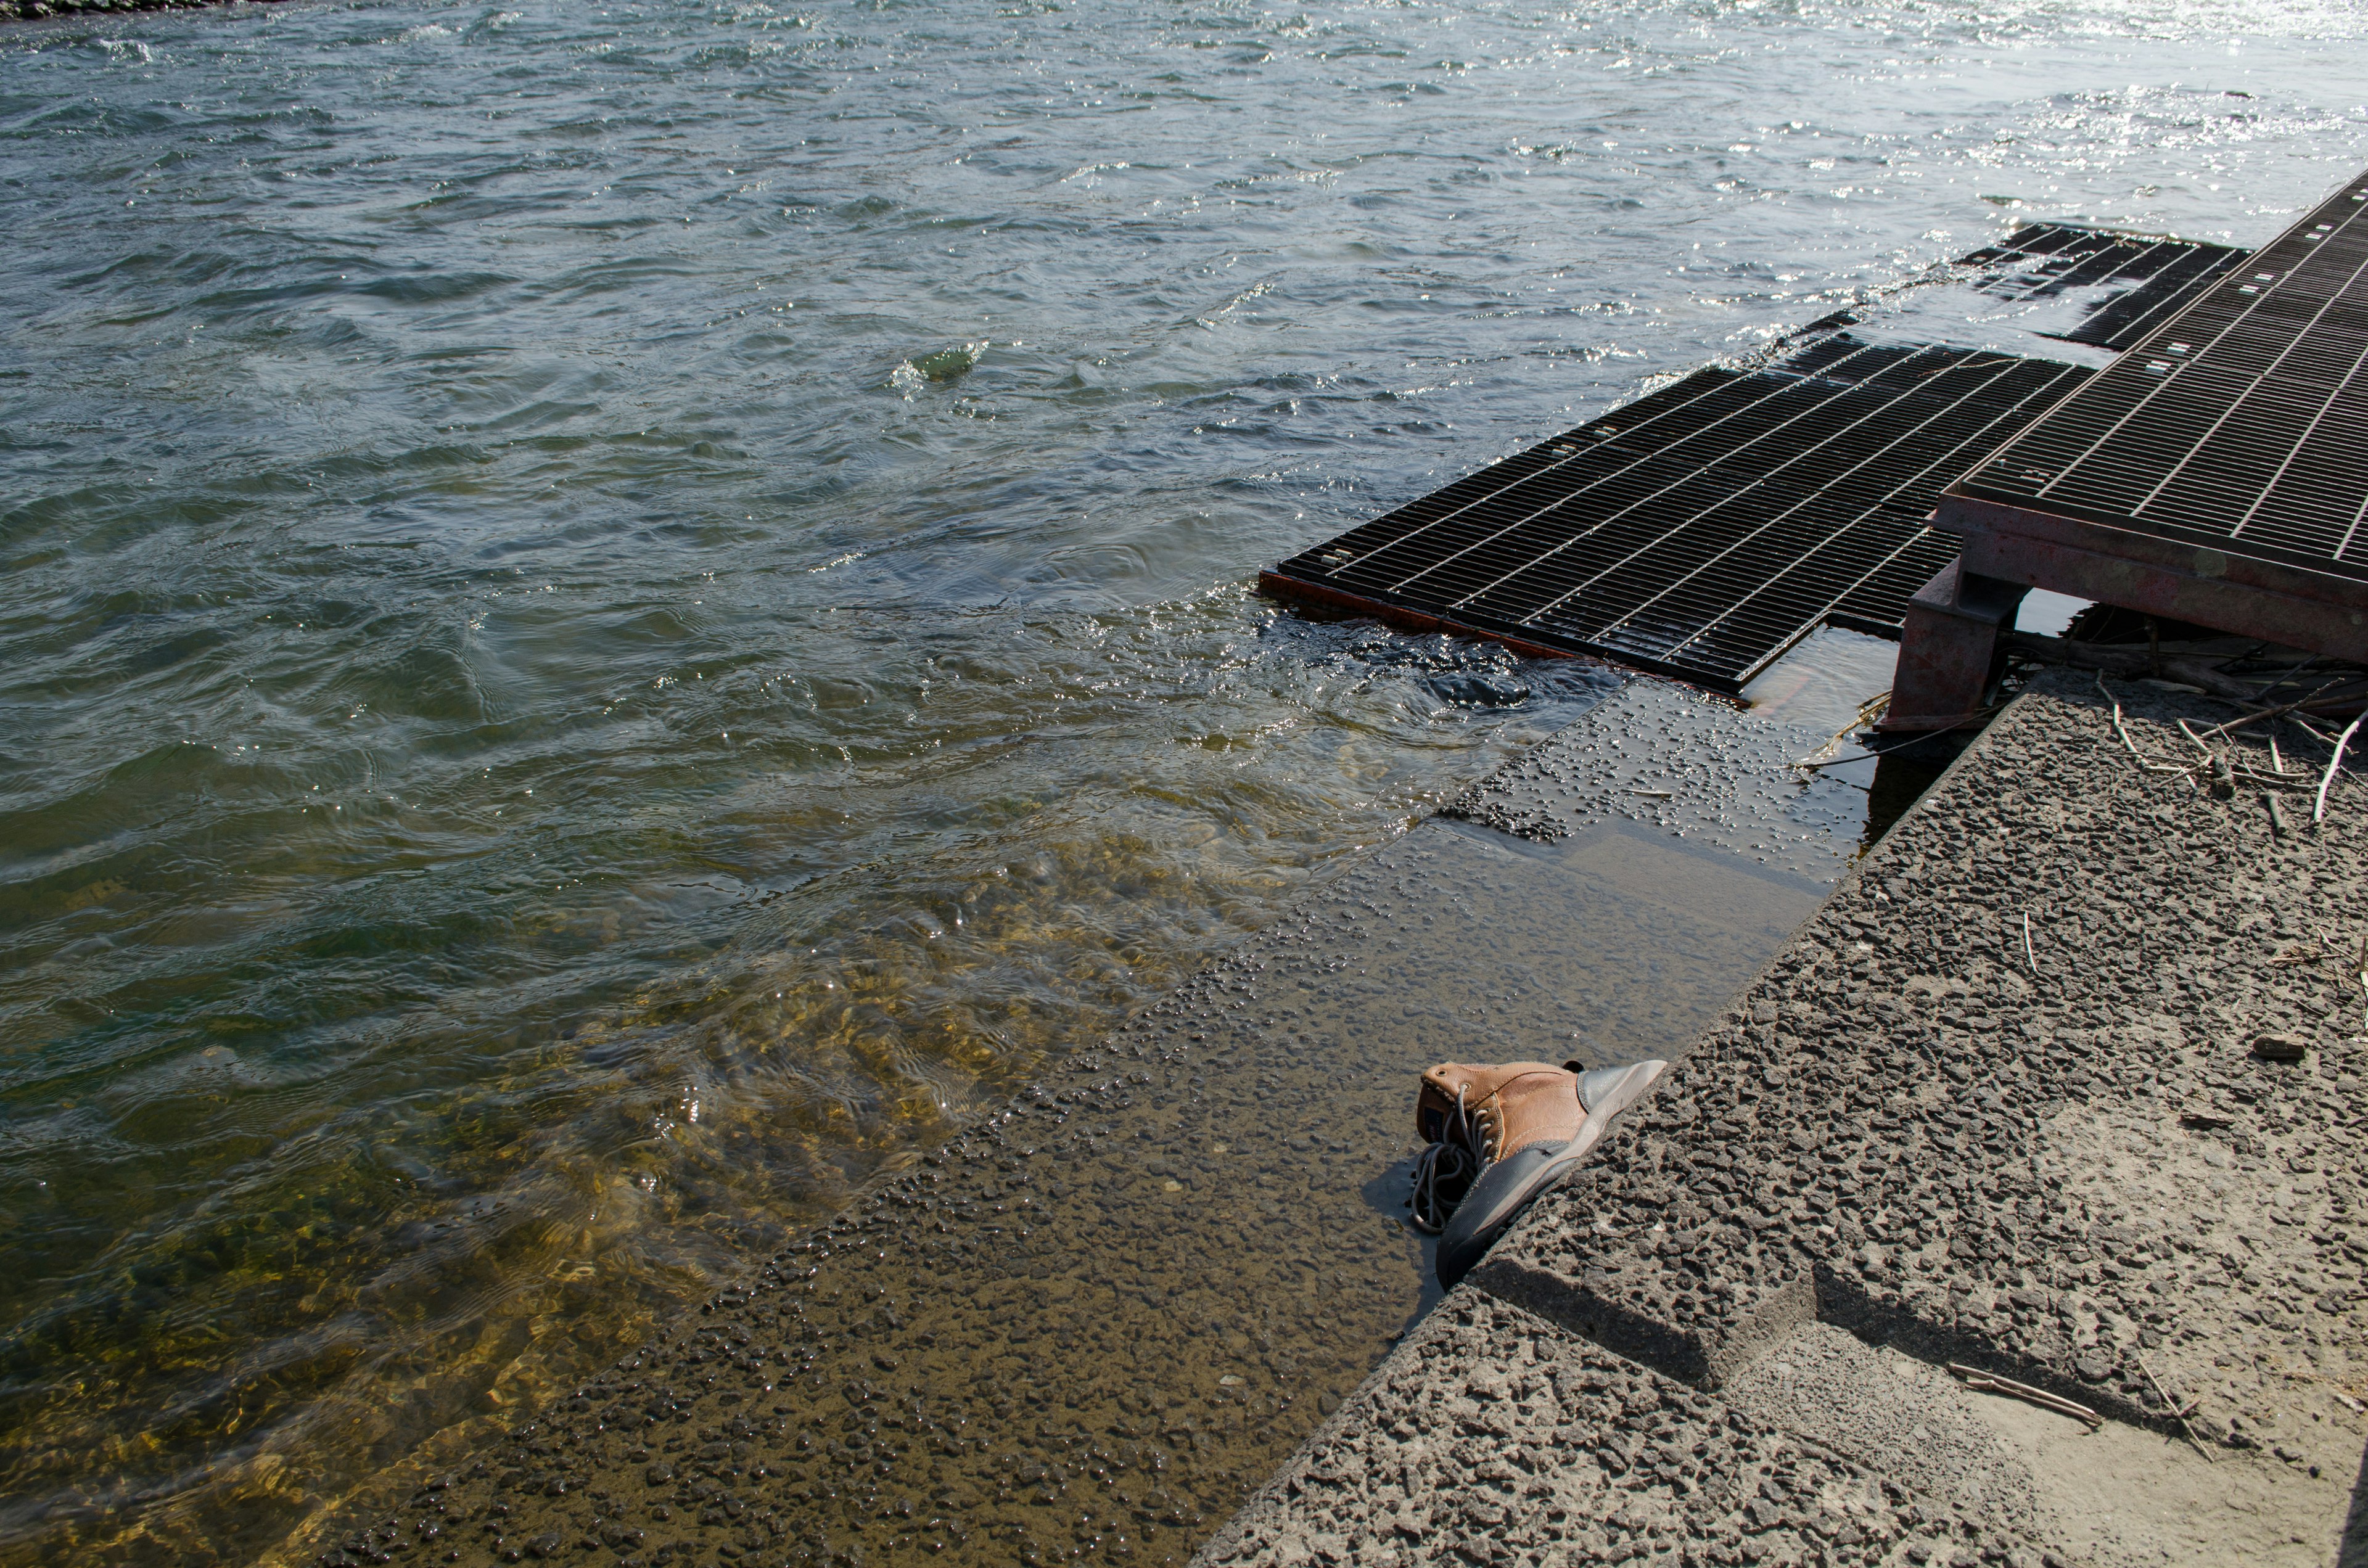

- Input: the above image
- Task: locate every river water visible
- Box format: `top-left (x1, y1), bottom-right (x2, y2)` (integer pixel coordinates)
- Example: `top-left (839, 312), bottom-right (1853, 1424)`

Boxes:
top-left (3, 0), bottom-right (2366, 1561)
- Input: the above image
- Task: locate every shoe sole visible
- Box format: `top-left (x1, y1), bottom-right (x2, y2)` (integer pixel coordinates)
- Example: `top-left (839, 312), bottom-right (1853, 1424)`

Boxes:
top-left (1434, 1059), bottom-right (1666, 1289)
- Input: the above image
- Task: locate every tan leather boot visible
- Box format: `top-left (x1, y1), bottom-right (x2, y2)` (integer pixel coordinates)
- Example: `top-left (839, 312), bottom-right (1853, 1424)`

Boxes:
top-left (1411, 1056), bottom-right (1666, 1287)
top-left (1415, 1061), bottom-right (1582, 1172)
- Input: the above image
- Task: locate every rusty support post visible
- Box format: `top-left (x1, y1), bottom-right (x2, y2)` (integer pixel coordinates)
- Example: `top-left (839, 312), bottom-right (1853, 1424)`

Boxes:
top-left (1882, 559), bottom-right (2028, 733)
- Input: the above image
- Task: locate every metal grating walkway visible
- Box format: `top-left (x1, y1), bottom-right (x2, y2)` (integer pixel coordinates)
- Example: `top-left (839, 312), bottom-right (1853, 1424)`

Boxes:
top-left (1959, 171), bottom-right (2368, 580)
top-left (1958, 223), bottom-right (2249, 352)
top-left (1265, 335), bottom-right (2093, 690)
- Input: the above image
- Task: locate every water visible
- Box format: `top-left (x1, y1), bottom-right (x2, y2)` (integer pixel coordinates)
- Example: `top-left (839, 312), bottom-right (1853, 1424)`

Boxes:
top-left (3, 0), bottom-right (2366, 1561)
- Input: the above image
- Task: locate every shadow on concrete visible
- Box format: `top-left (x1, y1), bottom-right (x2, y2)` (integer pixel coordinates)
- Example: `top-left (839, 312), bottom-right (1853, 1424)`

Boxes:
top-left (2341, 1436), bottom-right (2368, 1568)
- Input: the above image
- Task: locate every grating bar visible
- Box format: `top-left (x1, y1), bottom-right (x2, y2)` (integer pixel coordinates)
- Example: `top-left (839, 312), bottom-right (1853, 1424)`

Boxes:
top-left (1268, 332), bottom-right (2092, 689)
top-left (1960, 170), bottom-right (2368, 580)
top-left (1265, 216), bottom-right (2276, 689)
top-left (1958, 223), bottom-right (2249, 351)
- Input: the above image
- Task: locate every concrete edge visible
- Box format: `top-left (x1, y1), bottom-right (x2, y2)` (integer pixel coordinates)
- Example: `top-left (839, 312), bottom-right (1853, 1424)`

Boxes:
top-left (1186, 691), bottom-right (2043, 1548)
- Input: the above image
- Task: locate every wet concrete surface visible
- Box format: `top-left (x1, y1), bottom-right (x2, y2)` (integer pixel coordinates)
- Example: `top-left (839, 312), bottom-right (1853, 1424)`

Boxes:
top-left (296, 681), bottom-right (1871, 1568)
top-left (1445, 665), bottom-right (1878, 883)
top-left (1207, 668), bottom-right (2368, 1567)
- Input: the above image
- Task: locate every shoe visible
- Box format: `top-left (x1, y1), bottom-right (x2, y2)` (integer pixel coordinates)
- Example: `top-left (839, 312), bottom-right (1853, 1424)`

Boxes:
top-left (1410, 1057), bottom-right (1666, 1289)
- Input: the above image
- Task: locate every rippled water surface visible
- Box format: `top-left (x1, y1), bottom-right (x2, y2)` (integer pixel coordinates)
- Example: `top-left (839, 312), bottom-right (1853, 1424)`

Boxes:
top-left (4, 0), bottom-right (2367, 1560)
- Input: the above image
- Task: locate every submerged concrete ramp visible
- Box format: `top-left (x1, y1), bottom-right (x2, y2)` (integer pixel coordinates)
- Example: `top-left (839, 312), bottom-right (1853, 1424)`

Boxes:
top-left (1200, 668), bottom-right (2368, 1567)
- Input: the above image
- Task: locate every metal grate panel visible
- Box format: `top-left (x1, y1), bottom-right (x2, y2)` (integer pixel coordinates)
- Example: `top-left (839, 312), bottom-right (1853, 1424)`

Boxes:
top-left (1958, 223), bottom-right (2250, 351)
top-left (1960, 171), bottom-right (2368, 580)
top-left (1268, 335), bottom-right (2092, 689)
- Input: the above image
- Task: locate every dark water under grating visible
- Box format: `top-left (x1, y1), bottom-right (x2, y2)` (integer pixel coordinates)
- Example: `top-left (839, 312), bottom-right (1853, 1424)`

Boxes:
top-left (1963, 169), bottom-right (2368, 578)
top-left (1267, 334), bottom-right (2094, 689)
top-left (1958, 223), bottom-right (2250, 353)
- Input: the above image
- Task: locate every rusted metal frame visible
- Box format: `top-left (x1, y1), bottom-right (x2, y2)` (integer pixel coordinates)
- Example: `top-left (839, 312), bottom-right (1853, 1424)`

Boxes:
top-left (1878, 559), bottom-right (2029, 733)
top-left (1940, 495), bottom-right (2368, 662)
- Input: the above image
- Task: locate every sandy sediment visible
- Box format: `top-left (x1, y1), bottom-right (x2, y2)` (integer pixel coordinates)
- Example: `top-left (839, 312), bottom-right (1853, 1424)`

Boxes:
top-left (1198, 668), bottom-right (2368, 1566)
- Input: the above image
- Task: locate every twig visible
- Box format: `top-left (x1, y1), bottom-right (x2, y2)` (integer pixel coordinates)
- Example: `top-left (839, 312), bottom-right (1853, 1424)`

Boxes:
top-left (2022, 913), bottom-right (2038, 976)
top-left (2267, 794), bottom-right (2288, 839)
top-left (2257, 654), bottom-right (2316, 702)
top-left (2099, 676), bottom-right (2198, 776)
top-left (2011, 630), bottom-right (2268, 702)
top-left (2228, 766), bottom-right (2315, 790)
top-left (2189, 679), bottom-right (2364, 742)
top-left (2314, 712), bottom-right (2364, 824)
top-left (2139, 1353), bottom-right (2216, 1463)
top-left (2355, 935), bottom-right (2367, 1033)
top-left (1947, 1363), bottom-right (2103, 1429)
top-left (2294, 716), bottom-right (2341, 747)
top-left (2270, 734), bottom-right (2286, 777)
top-left (1793, 712), bottom-right (1996, 771)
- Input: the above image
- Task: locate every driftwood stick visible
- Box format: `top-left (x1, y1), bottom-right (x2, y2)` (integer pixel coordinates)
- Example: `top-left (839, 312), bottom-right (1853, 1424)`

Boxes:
top-left (2189, 681), bottom-right (2367, 742)
top-left (2258, 654), bottom-right (2317, 701)
top-left (2008, 631), bottom-right (2261, 702)
top-left (2098, 678), bottom-right (2201, 776)
top-left (2243, 771), bottom-right (2320, 791)
top-left (2292, 715), bottom-right (2340, 747)
top-left (2314, 712), bottom-right (2364, 824)
top-left (1947, 1363), bottom-right (2103, 1429)
top-left (2139, 1353), bottom-right (2216, 1463)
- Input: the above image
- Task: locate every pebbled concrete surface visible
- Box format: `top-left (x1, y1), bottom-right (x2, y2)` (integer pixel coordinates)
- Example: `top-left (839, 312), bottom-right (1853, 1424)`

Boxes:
top-left (1484, 672), bottom-right (2368, 1462)
top-left (1204, 668), bottom-right (2368, 1567)
top-left (1201, 1306), bottom-right (2348, 1568)
top-left (1193, 1294), bottom-right (2047, 1568)
top-left (1717, 1323), bottom-right (2044, 1546)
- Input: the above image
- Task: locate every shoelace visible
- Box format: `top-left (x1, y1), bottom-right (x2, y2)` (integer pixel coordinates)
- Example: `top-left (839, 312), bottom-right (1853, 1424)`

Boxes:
top-left (1408, 1084), bottom-right (1483, 1234)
